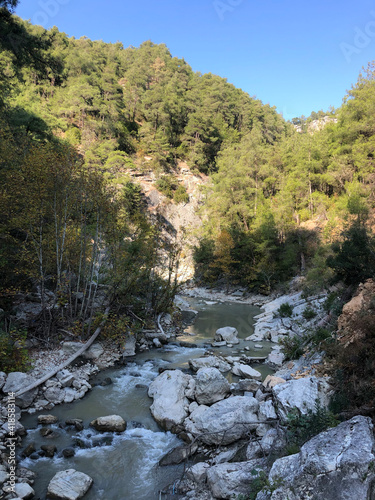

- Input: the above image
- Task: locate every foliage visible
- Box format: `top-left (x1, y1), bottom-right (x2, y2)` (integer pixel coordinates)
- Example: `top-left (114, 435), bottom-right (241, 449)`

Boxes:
top-left (327, 221), bottom-right (375, 286)
top-left (0, 328), bottom-right (31, 372)
top-left (236, 470), bottom-right (284, 500)
top-left (277, 302), bottom-right (293, 318)
top-left (173, 185), bottom-right (189, 204)
top-left (302, 306), bottom-right (316, 320)
top-left (286, 401), bottom-right (339, 449)
top-left (328, 308), bottom-right (375, 412)
top-left (280, 334), bottom-right (305, 360)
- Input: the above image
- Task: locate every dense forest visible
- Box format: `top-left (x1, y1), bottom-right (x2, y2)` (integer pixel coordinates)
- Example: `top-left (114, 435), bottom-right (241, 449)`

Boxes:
top-left (1, 2), bottom-right (375, 369)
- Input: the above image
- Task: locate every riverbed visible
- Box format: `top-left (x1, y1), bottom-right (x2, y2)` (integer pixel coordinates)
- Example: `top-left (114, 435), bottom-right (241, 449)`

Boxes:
top-left (19, 298), bottom-right (273, 500)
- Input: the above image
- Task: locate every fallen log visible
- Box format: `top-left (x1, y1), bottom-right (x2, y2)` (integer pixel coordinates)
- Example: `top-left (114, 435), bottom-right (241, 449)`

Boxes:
top-left (15, 307), bottom-right (110, 397)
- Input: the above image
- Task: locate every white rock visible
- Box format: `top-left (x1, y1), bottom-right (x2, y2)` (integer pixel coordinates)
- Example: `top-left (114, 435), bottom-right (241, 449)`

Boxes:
top-left (266, 416), bottom-right (375, 500)
top-left (14, 483), bottom-right (35, 499)
top-left (0, 372), bottom-right (6, 390)
top-left (185, 396), bottom-right (259, 445)
top-left (195, 367), bottom-right (230, 405)
top-left (189, 356), bottom-right (231, 373)
top-left (148, 370), bottom-right (194, 431)
top-left (215, 327), bottom-right (239, 345)
top-left (186, 462), bottom-right (210, 483)
top-left (267, 351), bottom-right (285, 368)
top-left (273, 376), bottom-right (331, 421)
top-left (232, 363), bottom-right (262, 380)
top-left (47, 469), bottom-right (93, 500)
top-left (258, 400), bottom-right (277, 421)
top-left (206, 460), bottom-right (263, 499)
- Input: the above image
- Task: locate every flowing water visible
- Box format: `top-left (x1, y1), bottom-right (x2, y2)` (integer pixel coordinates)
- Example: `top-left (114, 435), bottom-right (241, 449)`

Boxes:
top-left (20, 299), bottom-right (273, 500)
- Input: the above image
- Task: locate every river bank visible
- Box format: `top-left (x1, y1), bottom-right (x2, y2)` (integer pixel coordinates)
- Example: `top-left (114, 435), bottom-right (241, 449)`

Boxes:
top-left (1, 282), bottom-right (370, 500)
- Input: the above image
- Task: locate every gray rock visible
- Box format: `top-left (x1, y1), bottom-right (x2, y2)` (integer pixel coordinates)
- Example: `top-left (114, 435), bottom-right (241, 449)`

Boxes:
top-left (0, 470), bottom-right (7, 485)
top-left (159, 443), bottom-right (198, 466)
top-left (272, 376), bottom-right (331, 421)
top-left (63, 388), bottom-right (77, 403)
top-left (148, 370), bottom-right (194, 431)
top-left (181, 309), bottom-right (199, 325)
top-left (82, 342), bottom-right (104, 360)
top-left (3, 372), bottom-right (37, 408)
top-left (14, 483), bottom-right (35, 499)
top-left (185, 396), bottom-right (259, 445)
top-left (153, 338), bottom-right (162, 348)
top-left (90, 415), bottom-right (126, 432)
top-left (0, 372), bottom-right (6, 390)
top-left (206, 460), bottom-right (263, 499)
top-left (41, 444), bottom-right (57, 457)
top-left (38, 414), bottom-right (58, 425)
top-left (264, 416), bottom-right (375, 500)
top-left (215, 326), bottom-right (239, 345)
top-left (266, 351), bottom-right (285, 368)
top-left (246, 428), bottom-right (286, 460)
top-left (45, 386), bottom-right (65, 405)
top-left (189, 356), bottom-right (231, 373)
top-left (231, 379), bottom-right (262, 395)
top-left (61, 342), bottom-right (83, 356)
top-left (195, 367), bottom-right (230, 405)
top-left (258, 400), bottom-right (277, 421)
top-left (122, 336), bottom-right (136, 357)
top-left (186, 462), bottom-right (210, 483)
top-left (47, 469), bottom-right (93, 500)
top-left (232, 363), bottom-right (262, 380)
top-left (262, 375), bottom-right (286, 391)
top-left (62, 448), bottom-right (75, 458)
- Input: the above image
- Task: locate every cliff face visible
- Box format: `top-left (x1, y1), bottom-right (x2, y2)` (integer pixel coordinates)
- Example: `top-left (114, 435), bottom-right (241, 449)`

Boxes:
top-left (128, 160), bottom-right (210, 281)
top-left (337, 278), bottom-right (375, 346)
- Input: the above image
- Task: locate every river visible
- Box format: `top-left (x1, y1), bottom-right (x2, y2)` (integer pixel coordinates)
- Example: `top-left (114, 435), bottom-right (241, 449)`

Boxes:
top-left (20, 298), bottom-right (273, 500)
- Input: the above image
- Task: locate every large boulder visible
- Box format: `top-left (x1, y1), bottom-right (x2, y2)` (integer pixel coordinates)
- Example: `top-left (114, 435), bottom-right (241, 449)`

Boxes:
top-left (272, 376), bottom-right (331, 421)
top-left (189, 356), bottom-right (231, 373)
top-left (90, 415), bottom-right (126, 432)
top-left (194, 367), bottom-right (230, 405)
top-left (215, 327), bottom-right (239, 345)
top-left (47, 469), bottom-right (93, 500)
top-left (185, 396), bottom-right (259, 445)
top-left (3, 372), bottom-right (37, 408)
top-left (148, 370), bottom-right (194, 431)
top-left (259, 416), bottom-right (375, 500)
top-left (206, 460), bottom-right (264, 499)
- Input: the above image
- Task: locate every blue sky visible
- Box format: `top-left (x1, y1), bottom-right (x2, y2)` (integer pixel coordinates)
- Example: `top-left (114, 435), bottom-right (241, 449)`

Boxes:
top-left (15, 0), bottom-right (375, 120)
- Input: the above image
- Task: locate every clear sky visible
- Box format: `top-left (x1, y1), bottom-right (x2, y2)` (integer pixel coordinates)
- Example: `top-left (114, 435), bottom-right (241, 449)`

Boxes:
top-left (14, 0), bottom-right (375, 120)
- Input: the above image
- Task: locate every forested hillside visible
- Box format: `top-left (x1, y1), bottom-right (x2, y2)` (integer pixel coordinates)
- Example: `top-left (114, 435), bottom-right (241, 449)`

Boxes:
top-left (1, 5), bottom-right (375, 369)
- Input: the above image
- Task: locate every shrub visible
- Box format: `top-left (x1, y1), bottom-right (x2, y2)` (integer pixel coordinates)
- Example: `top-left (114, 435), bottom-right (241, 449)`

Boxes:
top-left (280, 334), bottom-right (305, 360)
top-left (286, 401), bottom-right (339, 448)
top-left (0, 328), bottom-right (31, 373)
top-left (173, 185), bottom-right (189, 204)
top-left (302, 306), bottom-right (316, 320)
top-left (277, 302), bottom-right (293, 318)
top-left (155, 175), bottom-right (177, 198)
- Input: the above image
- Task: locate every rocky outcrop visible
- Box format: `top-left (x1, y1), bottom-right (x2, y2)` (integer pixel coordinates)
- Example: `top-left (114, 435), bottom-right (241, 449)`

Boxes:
top-left (90, 415), bottom-right (126, 432)
top-left (194, 367), bottom-right (230, 405)
top-left (257, 416), bottom-right (375, 500)
top-left (337, 278), bottom-right (375, 346)
top-left (47, 469), bottom-right (93, 500)
top-left (148, 370), bottom-right (195, 431)
top-left (272, 376), bottom-right (331, 421)
top-left (184, 396), bottom-right (259, 445)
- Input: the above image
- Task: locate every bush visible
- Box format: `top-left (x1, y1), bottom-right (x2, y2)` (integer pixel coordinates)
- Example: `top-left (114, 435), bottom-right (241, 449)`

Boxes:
top-left (0, 328), bottom-right (31, 373)
top-left (280, 334), bottom-right (305, 360)
top-left (277, 302), bottom-right (293, 318)
top-left (173, 185), bottom-right (189, 204)
top-left (155, 175), bottom-right (177, 198)
top-left (302, 306), bottom-right (316, 320)
top-left (286, 401), bottom-right (339, 448)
